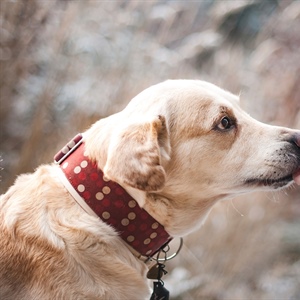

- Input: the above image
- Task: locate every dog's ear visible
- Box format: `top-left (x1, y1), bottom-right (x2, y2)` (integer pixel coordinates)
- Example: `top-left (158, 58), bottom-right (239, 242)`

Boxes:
top-left (103, 115), bottom-right (170, 192)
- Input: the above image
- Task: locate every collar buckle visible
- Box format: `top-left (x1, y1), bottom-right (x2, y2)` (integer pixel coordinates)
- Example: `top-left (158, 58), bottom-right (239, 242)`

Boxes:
top-left (54, 133), bottom-right (83, 165)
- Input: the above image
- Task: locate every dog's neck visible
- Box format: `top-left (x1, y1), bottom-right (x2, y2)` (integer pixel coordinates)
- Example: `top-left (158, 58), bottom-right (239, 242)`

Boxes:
top-left (54, 134), bottom-right (172, 259)
top-left (83, 119), bottom-right (221, 237)
top-left (84, 116), bottom-right (222, 237)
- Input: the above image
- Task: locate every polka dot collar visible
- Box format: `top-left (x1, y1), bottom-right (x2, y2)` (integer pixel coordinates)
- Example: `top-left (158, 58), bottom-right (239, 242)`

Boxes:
top-left (54, 134), bottom-right (172, 258)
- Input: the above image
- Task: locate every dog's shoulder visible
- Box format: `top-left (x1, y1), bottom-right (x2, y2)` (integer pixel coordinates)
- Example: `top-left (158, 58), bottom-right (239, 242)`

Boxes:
top-left (0, 164), bottom-right (150, 299)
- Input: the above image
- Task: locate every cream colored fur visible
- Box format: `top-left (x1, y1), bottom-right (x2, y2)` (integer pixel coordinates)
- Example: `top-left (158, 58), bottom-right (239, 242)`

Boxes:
top-left (1, 80), bottom-right (300, 299)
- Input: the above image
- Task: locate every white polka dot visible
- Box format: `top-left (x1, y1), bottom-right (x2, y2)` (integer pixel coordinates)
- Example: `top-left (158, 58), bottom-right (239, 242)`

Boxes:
top-left (103, 176), bottom-right (110, 182)
top-left (146, 250), bottom-right (152, 256)
top-left (62, 146), bottom-right (69, 154)
top-left (67, 140), bottom-right (75, 148)
top-left (62, 162), bottom-right (69, 169)
top-left (83, 151), bottom-right (88, 157)
top-left (80, 160), bottom-right (88, 168)
top-left (102, 186), bottom-right (111, 194)
top-left (150, 232), bottom-right (157, 239)
top-left (152, 222), bottom-right (159, 229)
top-left (144, 238), bottom-right (151, 245)
top-left (128, 212), bottom-right (136, 220)
top-left (102, 212), bottom-right (110, 219)
top-left (77, 184), bottom-right (85, 192)
top-left (127, 235), bottom-right (135, 242)
top-left (121, 218), bottom-right (129, 226)
top-left (74, 166), bottom-right (81, 174)
top-left (96, 192), bottom-right (104, 200)
top-left (128, 200), bottom-right (136, 208)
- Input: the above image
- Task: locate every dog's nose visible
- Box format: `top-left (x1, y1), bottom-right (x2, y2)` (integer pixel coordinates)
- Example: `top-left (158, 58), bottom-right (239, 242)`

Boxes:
top-left (292, 132), bottom-right (300, 148)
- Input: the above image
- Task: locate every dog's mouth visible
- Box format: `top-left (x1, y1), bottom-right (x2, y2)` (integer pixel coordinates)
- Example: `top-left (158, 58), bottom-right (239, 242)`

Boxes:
top-left (293, 168), bottom-right (300, 185)
top-left (245, 169), bottom-right (300, 189)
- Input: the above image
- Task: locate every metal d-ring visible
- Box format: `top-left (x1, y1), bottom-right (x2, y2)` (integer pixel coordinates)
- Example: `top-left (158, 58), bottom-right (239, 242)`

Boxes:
top-left (155, 237), bottom-right (183, 262)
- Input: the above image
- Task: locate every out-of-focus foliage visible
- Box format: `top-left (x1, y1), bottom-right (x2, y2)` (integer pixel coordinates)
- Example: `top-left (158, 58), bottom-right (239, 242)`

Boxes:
top-left (1, 1), bottom-right (299, 299)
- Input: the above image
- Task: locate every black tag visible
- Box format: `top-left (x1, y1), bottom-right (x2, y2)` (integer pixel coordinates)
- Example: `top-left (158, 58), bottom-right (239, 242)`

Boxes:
top-left (150, 281), bottom-right (169, 300)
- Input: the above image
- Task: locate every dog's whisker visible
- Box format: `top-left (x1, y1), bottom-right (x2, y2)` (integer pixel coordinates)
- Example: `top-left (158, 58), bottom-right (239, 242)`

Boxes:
top-left (230, 199), bottom-right (244, 217)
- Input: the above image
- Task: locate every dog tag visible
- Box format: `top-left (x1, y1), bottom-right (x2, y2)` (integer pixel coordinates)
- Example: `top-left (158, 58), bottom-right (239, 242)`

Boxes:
top-left (150, 281), bottom-right (169, 300)
top-left (147, 263), bottom-right (167, 280)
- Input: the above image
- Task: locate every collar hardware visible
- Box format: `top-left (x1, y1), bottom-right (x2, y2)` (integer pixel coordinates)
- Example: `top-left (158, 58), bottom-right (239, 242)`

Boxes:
top-left (153, 237), bottom-right (183, 262)
top-left (54, 133), bottom-right (83, 165)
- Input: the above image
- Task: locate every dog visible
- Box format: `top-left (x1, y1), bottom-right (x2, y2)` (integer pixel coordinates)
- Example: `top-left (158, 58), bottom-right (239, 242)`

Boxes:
top-left (1, 80), bottom-right (300, 299)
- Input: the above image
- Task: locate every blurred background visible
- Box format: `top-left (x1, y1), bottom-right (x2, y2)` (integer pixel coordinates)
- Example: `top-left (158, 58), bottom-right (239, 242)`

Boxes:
top-left (1, 0), bottom-right (300, 299)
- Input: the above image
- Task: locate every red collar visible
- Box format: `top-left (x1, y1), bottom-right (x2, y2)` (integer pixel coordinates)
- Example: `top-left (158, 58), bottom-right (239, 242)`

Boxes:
top-left (54, 134), bottom-right (172, 258)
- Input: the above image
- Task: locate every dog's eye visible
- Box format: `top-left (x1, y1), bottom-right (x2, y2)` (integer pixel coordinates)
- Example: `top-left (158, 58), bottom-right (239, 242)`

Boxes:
top-left (217, 117), bottom-right (233, 130)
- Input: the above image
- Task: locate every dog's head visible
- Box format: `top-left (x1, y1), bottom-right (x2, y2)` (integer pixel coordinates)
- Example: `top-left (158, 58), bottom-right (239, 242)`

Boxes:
top-left (85, 80), bottom-right (300, 234)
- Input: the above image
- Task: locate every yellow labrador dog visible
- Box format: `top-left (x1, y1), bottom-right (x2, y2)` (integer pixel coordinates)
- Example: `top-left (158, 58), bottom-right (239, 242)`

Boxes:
top-left (1, 80), bottom-right (300, 299)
